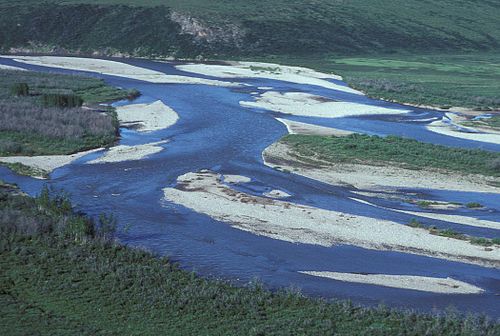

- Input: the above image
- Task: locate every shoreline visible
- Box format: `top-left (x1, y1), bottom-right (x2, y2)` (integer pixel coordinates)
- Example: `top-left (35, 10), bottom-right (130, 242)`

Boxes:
top-left (300, 272), bottom-right (484, 294)
top-left (262, 141), bottom-right (499, 193)
top-left (0, 55), bottom-right (241, 87)
top-left (116, 100), bottom-right (179, 132)
top-left (164, 171), bottom-right (500, 268)
top-left (2, 52), bottom-right (498, 115)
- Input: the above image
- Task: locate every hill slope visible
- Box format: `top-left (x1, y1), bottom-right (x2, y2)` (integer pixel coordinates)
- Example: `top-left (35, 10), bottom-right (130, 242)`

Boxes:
top-left (1, 1), bottom-right (499, 57)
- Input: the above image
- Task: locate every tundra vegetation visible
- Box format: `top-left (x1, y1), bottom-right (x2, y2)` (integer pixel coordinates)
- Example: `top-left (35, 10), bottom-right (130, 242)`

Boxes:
top-left (407, 219), bottom-right (500, 247)
top-left (258, 53), bottom-right (500, 110)
top-left (0, 69), bottom-right (133, 157)
top-left (282, 134), bottom-right (500, 177)
top-left (1, 183), bottom-right (499, 335)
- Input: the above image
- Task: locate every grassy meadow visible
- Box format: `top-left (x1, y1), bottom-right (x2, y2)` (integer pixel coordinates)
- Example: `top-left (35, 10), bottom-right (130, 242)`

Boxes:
top-left (282, 134), bottom-right (500, 177)
top-left (1, 184), bottom-right (499, 335)
top-left (255, 53), bottom-right (500, 110)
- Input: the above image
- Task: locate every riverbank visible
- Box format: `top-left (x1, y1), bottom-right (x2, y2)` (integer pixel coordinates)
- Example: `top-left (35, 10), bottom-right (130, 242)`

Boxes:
top-left (2, 55), bottom-right (240, 87)
top-left (163, 171), bottom-right (500, 268)
top-left (0, 65), bottom-right (182, 177)
top-left (254, 53), bottom-right (500, 112)
top-left (1, 183), bottom-right (499, 335)
top-left (263, 142), bottom-right (499, 193)
top-left (0, 68), bottom-right (137, 177)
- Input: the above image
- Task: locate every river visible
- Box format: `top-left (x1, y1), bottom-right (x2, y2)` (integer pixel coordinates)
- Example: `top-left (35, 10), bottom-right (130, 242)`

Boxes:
top-left (0, 56), bottom-right (498, 317)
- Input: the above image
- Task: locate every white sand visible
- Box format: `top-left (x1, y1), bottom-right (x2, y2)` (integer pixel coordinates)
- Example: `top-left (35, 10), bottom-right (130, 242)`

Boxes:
top-left (116, 100), bottom-right (179, 132)
top-left (2, 56), bottom-right (239, 87)
top-left (276, 118), bottom-right (354, 136)
top-left (263, 189), bottom-right (291, 198)
top-left (241, 92), bottom-right (410, 118)
top-left (352, 198), bottom-right (499, 230)
top-left (427, 114), bottom-right (500, 145)
top-left (223, 174), bottom-right (252, 184)
top-left (300, 271), bottom-right (484, 294)
top-left (391, 209), bottom-right (499, 230)
top-left (263, 142), bottom-right (500, 194)
top-left (176, 61), bottom-right (362, 95)
top-left (87, 141), bottom-right (167, 164)
top-left (0, 148), bottom-right (102, 178)
top-left (164, 171), bottom-right (500, 267)
top-left (0, 64), bottom-right (27, 71)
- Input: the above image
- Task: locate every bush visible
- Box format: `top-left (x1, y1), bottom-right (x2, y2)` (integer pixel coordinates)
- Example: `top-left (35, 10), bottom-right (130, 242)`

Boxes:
top-left (42, 93), bottom-right (83, 108)
top-left (466, 202), bottom-right (483, 209)
top-left (10, 83), bottom-right (29, 96)
top-left (126, 89), bottom-right (141, 100)
top-left (490, 158), bottom-right (500, 172)
top-left (0, 139), bottom-right (22, 154)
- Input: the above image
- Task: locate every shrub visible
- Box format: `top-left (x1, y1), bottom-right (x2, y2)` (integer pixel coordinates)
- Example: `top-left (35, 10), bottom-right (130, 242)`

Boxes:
top-left (0, 139), bottom-right (23, 154)
top-left (10, 83), bottom-right (29, 96)
top-left (42, 93), bottom-right (83, 108)
top-left (408, 218), bottom-right (423, 228)
top-left (469, 237), bottom-right (492, 247)
top-left (127, 89), bottom-right (141, 100)
top-left (490, 158), bottom-right (500, 172)
top-left (466, 202), bottom-right (483, 209)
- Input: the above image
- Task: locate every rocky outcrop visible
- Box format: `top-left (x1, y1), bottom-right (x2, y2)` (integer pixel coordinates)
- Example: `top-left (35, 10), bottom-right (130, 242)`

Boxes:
top-left (170, 11), bottom-right (245, 51)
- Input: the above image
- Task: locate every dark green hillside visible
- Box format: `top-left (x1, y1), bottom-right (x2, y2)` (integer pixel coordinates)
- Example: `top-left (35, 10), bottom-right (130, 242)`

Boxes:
top-left (1, 0), bottom-right (499, 57)
top-left (1, 1), bottom-right (499, 109)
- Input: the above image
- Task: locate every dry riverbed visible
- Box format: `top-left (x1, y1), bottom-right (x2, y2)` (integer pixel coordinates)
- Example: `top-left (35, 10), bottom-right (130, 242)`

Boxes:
top-left (116, 100), bottom-right (179, 132)
top-left (163, 171), bottom-right (500, 268)
top-left (263, 142), bottom-right (499, 194)
top-left (176, 61), bottom-right (361, 94)
top-left (241, 91), bottom-right (409, 118)
top-left (299, 272), bottom-right (484, 294)
top-left (1, 56), bottom-right (240, 87)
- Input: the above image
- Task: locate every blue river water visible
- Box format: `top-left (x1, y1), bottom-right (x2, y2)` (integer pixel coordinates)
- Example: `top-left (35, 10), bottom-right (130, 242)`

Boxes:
top-left (0, 56), bottom-right (499, 317)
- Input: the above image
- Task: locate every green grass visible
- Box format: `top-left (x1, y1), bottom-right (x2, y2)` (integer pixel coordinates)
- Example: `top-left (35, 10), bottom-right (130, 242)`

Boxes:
top-left (0, 69), bottom-right (128, 104)
top-left (1, 187), bottom-right (499, 335)
top-left (2, 162), bottom-right (48, 179)
top-left (416, 201), bottom-right (439, 209)
top-left (463, 115), bottom-right (500, 131)
top-left (406, 219), bottom-right (499, 248)
top-left (256, 53), bottom-right (500, 109)
top-left (0, 130), bottom-right (116, 157)
top-left (282, 134), bottom-right (500, 177)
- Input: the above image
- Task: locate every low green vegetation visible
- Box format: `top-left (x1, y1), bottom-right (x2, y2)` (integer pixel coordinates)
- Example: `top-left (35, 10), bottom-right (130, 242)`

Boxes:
top-left (0, 69), bottom-right (132, 157)
top-left (2, 162), bottom-right (48, 179)
top-left (41, 93), bottom-right (84, 108)
top-left (466, 202), bottom-right (484, 209)
top-left (10, 82), bottom-right (29, 96)
top-left (333, 54), bottom-right (500, 109)
top-left (484, 115), bottom-right (500, 128)
top-left (416, 201), bottom-right (440, 209)
top-left (262, 53), bottom-right (500, 110)
top-left (463, 115), bottom-right (500, 131)
top-left (282, 134), bottom-right (500, 177)
top-left (407, 218), bottom-right (499, 248)
top-left (1, 186), bottom-right (499, 335)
